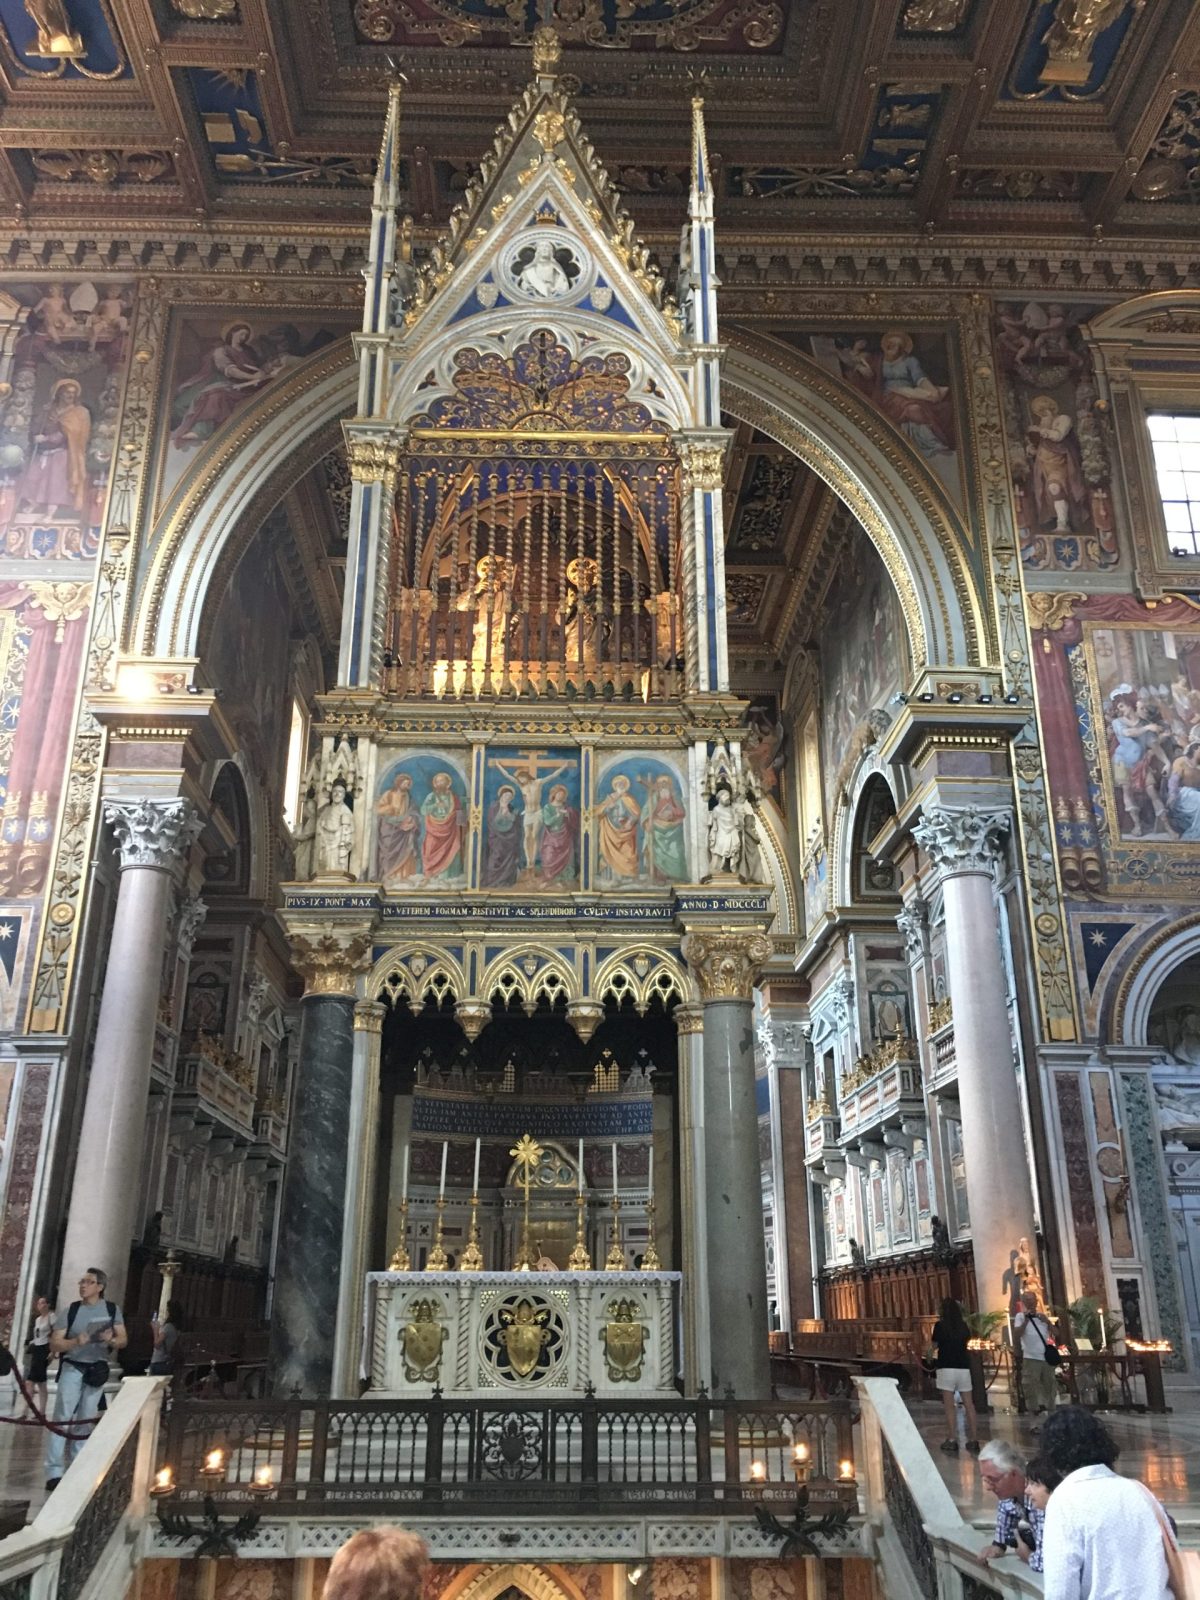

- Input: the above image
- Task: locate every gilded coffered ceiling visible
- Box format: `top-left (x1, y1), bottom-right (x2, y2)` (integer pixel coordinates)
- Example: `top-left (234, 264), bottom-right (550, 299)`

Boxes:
top-left (0, 0), bottom-right (1197, 236)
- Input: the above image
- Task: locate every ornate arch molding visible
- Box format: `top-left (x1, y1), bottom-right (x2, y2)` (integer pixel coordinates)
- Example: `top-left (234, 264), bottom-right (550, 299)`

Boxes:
top-left (441, 1565), bottom-right (588, 1600)
top-left (593, 945), bottom-right (692, 1010)
top-left (368, 944), bottom-right (468, 1009)
top-left (480, 947), bottom-right (578, 1011)
top-left (136, 333), bottom-right (991, 675)
top-left (1110, 911), bottom-right (1200, 1046)
top-left (831, 758), bottom-right (900, 913)
top-left (723, 329), bottom-right (990, 671)
top-left (1086, 290), bottom-right (1200, 340)
top-left (134, 339), bottom-right (355, 659)
top-left (205, 752), bottom-right (270, 905)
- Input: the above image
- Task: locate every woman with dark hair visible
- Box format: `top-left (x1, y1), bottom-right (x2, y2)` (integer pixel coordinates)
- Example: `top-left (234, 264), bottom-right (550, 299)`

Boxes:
top-left (930, 1296), bottom-right (980, 1455)
top-left (1040, 1406), bottom-right (1181, 1599)
top-left (1014, 1456), bottom-right (1063, 1573)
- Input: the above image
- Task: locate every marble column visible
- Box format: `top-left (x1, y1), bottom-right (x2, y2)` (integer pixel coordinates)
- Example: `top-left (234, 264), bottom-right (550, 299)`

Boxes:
top-left (331, 999), bottom-right (385, 1397)
top-left (674, 1002), bottom-right (708, 1394)
top-left (682, 927), bottom-right (773, 1398)
top-left (59, 799), bottom-right (202, 1305)
top-left (269, 929), bottom-right (371, 1397)
top-left (912, 806), bottom-right (1037, 1312)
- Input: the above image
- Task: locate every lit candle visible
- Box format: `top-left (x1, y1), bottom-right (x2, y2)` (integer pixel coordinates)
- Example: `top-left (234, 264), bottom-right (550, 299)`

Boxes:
top-left (612, 1142), bottom-right (619, 1196)
top-left (1099, 1308), bottom-right (1106, 1351)
top-left (439, 1140), bottom-right (448, 1200)
top-left (793, 1442), bottom-right (809, 1464)
top-left (472, 1137), bottom-right (481, 1195)
top-left (578, 1137), bottom-right (584, 1194)
top-left (400, 1143), bottom-right (410, 1205)
top-left (839, 1459), bottom-right (855, 1480)
top-left (749, 1460), bottom-right (766, 1482)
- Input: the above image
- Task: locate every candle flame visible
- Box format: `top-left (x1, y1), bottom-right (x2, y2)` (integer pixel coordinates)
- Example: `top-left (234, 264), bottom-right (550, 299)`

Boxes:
top-left (749, 1460), bottom-right (766, 1481)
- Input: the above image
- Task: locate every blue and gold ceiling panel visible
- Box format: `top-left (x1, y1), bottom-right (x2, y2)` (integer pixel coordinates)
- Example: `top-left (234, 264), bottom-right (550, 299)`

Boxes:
top-left (0, 0), bottom-right (129, 82)
top-left (350, 0), bottom-right (786, 54)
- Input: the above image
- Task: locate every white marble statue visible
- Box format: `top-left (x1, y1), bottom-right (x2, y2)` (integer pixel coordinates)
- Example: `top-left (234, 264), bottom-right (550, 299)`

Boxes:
top-left (707, 784), bottom-right (742, 875)
top-left (1155, 1082), bottom-right (1200, 1133)
top-left (315, 779), bottom-right (355, 876)
top-left (515, 239), bottom-right (571, 298)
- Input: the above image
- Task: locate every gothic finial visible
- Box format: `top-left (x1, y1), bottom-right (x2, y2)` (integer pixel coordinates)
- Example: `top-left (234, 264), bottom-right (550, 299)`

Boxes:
top-left (531, 23), bottom-right (562, 76)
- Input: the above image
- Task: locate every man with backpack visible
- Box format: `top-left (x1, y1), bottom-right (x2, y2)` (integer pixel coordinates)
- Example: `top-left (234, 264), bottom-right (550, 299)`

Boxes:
top-left (1013, 1289), bottom-right (1060, 1417)
top-left (44, 1267), bottom-right (126, 1490)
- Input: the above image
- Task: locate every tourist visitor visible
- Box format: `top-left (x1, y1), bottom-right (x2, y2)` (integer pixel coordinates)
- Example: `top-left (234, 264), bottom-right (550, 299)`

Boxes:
top-left (977, 1440), bottom-right (1036, 1565)
top-left (322, 1526), bottom-right (429, 1600)
top-left (929, 1296), bottom-right (980, 1454)
top-left (148, 1299), bottom-right (185, 1381)
top-left (44, 1267), bottom-right (127, 1490)
top-left (1039, 1407), bottom-right (1181, 1600)
top-left (1012, 1290), bottom-right (1061, 1417)
top-left (16, 1293), bottom-right (53, 1417)
top-left (1013, 1454), bottom-right (1059, 1572)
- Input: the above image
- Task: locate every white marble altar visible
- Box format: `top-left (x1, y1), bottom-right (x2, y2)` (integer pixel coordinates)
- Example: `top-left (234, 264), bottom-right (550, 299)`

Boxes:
top-left (365, 1271), bottom-right (680, 1397)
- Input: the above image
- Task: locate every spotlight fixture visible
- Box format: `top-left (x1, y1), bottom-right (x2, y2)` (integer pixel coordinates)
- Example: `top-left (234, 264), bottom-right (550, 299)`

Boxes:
top-left (978, 693), bottom-right (993, 704)
top-left (186, 683), bottom-right (201, 695)
top-left (890, 691), bottom-right (909, 706)
top-left (918, 692), bottom-right (934, 703)
top-left (947, 692), bottom-right (963, 704)
top-left (1004, 692), bottom-right (1021, 704)
top-left (1171, 547), bottom-right (1190, 559)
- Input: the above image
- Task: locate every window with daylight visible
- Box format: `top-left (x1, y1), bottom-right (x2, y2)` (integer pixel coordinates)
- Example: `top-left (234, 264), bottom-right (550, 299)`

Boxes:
top-left (1148, 413), bottom-right (1200, 557)
top-left (282, 699), bottom-right (308, 833)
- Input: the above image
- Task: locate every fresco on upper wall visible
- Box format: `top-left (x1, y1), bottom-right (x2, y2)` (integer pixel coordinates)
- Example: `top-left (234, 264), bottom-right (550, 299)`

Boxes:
top-left (993, 299), bottom-right (1119, 573)
top-left (817, 522), bottom-right (910, 821)
top-left (1030, 594), bottom-right (1200, 898)
top-left (481, 748), bottom-right (581, 892)
top-left (374, 753), bottom-right (469, 890)
top-left (595, 753), bottom-right (690, 887)
top-left (204, 514), bottom-right (295, 789)
top-left (805, 327), bottom-right (964, 506)
top-left (743, 694), bottom-right (787, 815)
top-left (0, 280), bottom-right (134, 560)
top-left (155, 311), bottom-right (349, 509)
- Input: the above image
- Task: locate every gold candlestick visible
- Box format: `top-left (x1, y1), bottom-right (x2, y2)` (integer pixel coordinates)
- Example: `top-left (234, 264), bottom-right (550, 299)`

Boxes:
top-left (567, 1190), bottom-right (592, 1271)
top-left (640, 1196), bottom-right (662, 1271)
top-left (460, 1193), bottom-right (484, 1271)
top-left (389, 1198), bottom-right (412, 1271)
top-left (604, 1193), bottom-right (625, 1270)
top-left (426, 1195), bottom-right (449, 1271)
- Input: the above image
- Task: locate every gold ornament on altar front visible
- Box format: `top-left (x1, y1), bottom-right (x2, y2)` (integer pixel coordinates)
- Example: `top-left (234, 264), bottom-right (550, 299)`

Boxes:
top-left (400, 1299), bottom-right (446, 1381)
top-left (601, 1298), bottom-right (647, 1381)
top-left (510, 1132), bottom-right (543, 1272)
top-left (499, 1298), bottom-right (550, 1378)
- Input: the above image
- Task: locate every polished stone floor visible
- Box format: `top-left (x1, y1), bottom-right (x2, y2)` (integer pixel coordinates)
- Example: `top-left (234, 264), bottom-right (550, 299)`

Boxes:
top-left (913, 1376), bottom-right (1200, 1535)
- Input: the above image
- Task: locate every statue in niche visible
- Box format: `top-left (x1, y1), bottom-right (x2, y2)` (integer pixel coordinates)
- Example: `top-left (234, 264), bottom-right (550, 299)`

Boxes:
top-left (559, 557), bottom-right (605, 667)
top-left (315, 779), bottom-right (355, 877)
top-left (707, 783), bottom-right (742, 876)
top-left (292, 787), bottom-right (317, 880)
top-left (701, 738), bottom-right (767, 883)
top-left (1014, 1235), bottom-right (1046, 1309)
top-left (457, 554), bottom-right (518, 680)
top-left (849, 1238), bottom-right (866, 1268)
top-left (930, 1215), bottom-right (957, 1266)
top-left (514, 238), bottom-right (573, 299)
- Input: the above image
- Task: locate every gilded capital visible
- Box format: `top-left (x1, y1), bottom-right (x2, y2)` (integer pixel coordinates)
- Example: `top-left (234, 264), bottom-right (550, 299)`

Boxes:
top-left (346, 436), bottom-right (402, 483)
top-left (678, 442), bottom-right (726, 493)
top-left (104, 798), bottom-right (202, 874)
top-left (913, 805), bottom-right (1010, 880)
top-left (673, 1002), bottom-right (705, 1036)
top-left (682, 927), bottom-right (772, 1003)
top-left (291, 927), bottom-right (373, 998)
top-left (354, 999), bottom-right (386, 1034)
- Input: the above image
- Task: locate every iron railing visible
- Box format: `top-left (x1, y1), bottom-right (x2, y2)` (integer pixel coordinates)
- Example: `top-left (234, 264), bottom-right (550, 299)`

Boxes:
top-left (160, 1394), bottom-right (856, 1516)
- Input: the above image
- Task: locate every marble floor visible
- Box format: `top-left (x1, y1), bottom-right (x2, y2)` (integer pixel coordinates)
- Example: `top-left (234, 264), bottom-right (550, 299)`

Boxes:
top-left (913, 1377), bottom-right (1200, 1535)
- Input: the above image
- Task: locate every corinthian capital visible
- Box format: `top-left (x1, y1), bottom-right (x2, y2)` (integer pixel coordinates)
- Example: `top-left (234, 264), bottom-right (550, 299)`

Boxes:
top-left (104, 798), bottom-right (202, 874)
top-left (912, 806), bottom-right (1010, 880)
top-left (682, 926), bottom-right (772, 1002)
top-left (678, 441), bottom-right (726, 493)
top-left (291, 926), bottom-right (373, 998)
top-left (896, 900), bottom-right (928, 962)
top-left (175, 892), bottom-right (208, 960)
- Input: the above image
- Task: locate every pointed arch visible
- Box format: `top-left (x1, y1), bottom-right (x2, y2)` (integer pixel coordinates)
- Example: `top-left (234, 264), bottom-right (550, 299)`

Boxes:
top-left (439, 1565), bottom-right (589, 1600)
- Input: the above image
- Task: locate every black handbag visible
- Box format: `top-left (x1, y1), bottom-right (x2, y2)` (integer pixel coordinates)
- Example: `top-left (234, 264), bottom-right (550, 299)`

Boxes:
top-left (1034, 1317), bottom-right (1062, 1367)
top-left (70, 1358), bottom-right (109, 1388)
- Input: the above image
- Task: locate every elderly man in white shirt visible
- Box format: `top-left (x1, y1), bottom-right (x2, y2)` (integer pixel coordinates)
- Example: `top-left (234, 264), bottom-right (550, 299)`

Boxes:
top-left (1039, 1406), bottom-right (1176, 1600)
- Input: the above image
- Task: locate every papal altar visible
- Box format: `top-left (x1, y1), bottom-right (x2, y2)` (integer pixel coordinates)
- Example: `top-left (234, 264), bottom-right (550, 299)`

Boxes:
top-left (365, 1271), bottom-right (680, 1397)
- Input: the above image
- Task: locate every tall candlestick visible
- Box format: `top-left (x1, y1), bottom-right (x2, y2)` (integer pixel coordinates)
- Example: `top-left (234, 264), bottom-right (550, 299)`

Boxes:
top-left (400, 1143), bottom-right (410, 1205)
top-left (577, 1137), bottom-right (584, 1194)
top-left (472, 1137), bottom-right (481, 1195)
top-left (439, 1140), bottom-right (448, 1200)
top-left (612, 1142), bottom-right (619, 1196)
top-left (647, 1143), bottom-right (654, 1201)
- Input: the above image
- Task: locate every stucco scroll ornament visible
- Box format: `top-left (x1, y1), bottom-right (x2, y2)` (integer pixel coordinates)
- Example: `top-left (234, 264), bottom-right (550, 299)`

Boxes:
top-left (681, 927), bottom-right (772, 1002)
top-left (290, 926), bottom-right (373, 998)
top-left (104, 798), bottom-right (203, 874)
top-left (912, 806), bottom-right (1011, 880)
